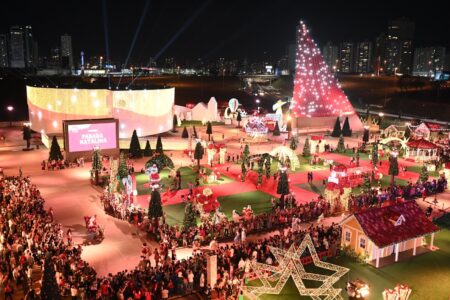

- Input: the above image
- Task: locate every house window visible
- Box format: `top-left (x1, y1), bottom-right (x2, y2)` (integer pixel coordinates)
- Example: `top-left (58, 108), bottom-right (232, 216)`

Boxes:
top-left (345, 231), bottom-right (351, 242)
top-left (360, 237), bottom-right (366, 249)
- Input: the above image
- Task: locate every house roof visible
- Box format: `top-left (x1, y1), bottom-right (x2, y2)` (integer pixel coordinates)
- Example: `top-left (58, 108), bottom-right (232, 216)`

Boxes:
top-left (425, 122), bottom-right (442, 132)
top-left (406, 138), bottom-right (438, 149)
top-left (310, 135), bottom-right (324, 141)
top-left (349, 202), bottom-right (439, 248)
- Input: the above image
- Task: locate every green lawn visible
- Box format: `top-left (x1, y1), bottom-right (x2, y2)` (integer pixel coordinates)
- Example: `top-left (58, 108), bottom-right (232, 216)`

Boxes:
top-left (162, 203), bottom-right (186, 226)
top-left (135, 167), bottom-right (234, 195)
top-left (296, 180), bottom-right (326, 195)
top-left (407, 165), bottom-right (441, 178)
top-left (180, 120), bottom-right (225, 126)
top-left (338, 148), bottom-right (389, 161)
top-left (218, 191), bottom-right (274, 219)
top-left (246, 228), bottom-right (450, 300)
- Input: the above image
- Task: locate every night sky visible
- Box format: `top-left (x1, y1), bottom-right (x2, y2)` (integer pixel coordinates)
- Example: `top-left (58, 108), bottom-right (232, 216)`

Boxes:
top-left (1, 0), bottom-right (449, 65)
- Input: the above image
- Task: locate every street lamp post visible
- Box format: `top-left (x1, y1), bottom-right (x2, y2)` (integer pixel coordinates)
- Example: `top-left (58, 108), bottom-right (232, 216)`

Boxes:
top-left (6, 106), bottom-right (14, 127)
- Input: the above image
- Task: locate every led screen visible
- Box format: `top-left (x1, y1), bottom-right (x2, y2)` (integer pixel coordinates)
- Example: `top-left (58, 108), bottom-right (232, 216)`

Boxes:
top-left (67, 122), bottom-right (117, 152)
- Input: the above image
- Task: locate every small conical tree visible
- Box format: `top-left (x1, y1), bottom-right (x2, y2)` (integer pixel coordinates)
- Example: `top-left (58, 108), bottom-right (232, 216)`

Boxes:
top-left (181, 127), bottom-right (189, 138)
top-left (41, 255), bottom-right (60, 300)
top-left (257, 158), bottom-right (264, 185)
top-left (363, 128), bottom-right (369, 144)
top-left (144, 140), bottom-right (153, 157)
top-left (206, 121), bottom-right (213, 141)
top-left (172, 114), bottom-right (178, 132)
top-left (389, 154), bottom-right (399, 185)
top-left (242, 144), bottom-right (250, 163)
top-left (419, 165), bottom-right (429, 183)
top-left (331, 117), bottom-right (342, 137)
top-left (404, 126), bottom-right (411, 139)
top-left (336, 136), bottom-right (345, 153)
top-left (183, 201), bottom-right (197, 230)
top-left (192, 126), bottom-right (198, 138)
top-left (277, 169), bottom-right (289, 196)
top-left (371, 143), bottom-right (379, 167)
top-left (342, 116), bottom-right (352, 137)
top-left (148, 189), bottom-right (163, 219)
top-left (302, 137), bottom-right (311, 157)
top-left (49, 136), bottom-right (63, 161)
top-left (290, 135), bottom-right (298, 151)
top-left (236, 111), bottom-right (242, 127)
top-left (129, 129), bottom-right (142, 158)
top-left (264, 155), bottom-right (271, 179)
top-left (23, 125), bottom-right (32, 149)
top-left (156, 135), bottom-right (163, 154)
top-left (194, 142), bottom-right (204, 172)
top-left (273, 121), bottom-right (281, 136)
top-left (286, 120), bottom-right (292, 139)
top-left (92, 149), bottom-right (102, 171)
top-left (362, 173), bottom-right (371, 193)
top-left (241, 162), bottom-right (247, 182)
top-left (118, 152), bottom-right (129, 179)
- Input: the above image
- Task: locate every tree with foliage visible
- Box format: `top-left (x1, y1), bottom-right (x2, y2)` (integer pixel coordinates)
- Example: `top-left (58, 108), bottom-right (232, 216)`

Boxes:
top-left (92, 149), bottom-right (102, 171)
top-left (49, 136), bottom-right (63, 161)
top-left (183, 201), bottom-right (197, 230)
top-left (241, 162), bottom-right (247, 182)
top-left (118, 152), bottom-right (129, 179)
top-left (342, 116), bottom-right (352, 137)
top-left (277, 168), bottom-right (289, 196)
top-left (41, 255), bottom-right (60, 300)
top-left (404, 126), bottom-right (411, 139)
top-left (194, 142), bottom-right (204, 172)
top-left (129, 129), bottom-right (142, 158)
top-left (362, 174), bottom-right (371, 193)
top-left (236, 111), bottom-right (242, 127)
top-left (242, 144), bottom-right (250, 164)
top-left (362, 128), bottom-right (369, 144)
top-left (192, 126), bottom-right (198, 138)
top-left (273, 121), bottom-right (281, 136)
top-left (145, 154), bottom-right (174, 171)
top-left (389, 154), bottom-right (399, 185)
top-left (156, 135), bottom-right (163, 154)
top-left (371, 143), bottom-right (379, 167)
top-left (148, 189), bottom-right (163, 219)
top-left (206, 121), bottom-right (213, 141)
top-left (264, 155), bottom-right (271, 179)
top-left (336, 136), bottom-right (345, 153)
top-left (302, 137), bottom-right (311, 157)
top-left (419, 165), bottom-right (429, 183)
top-left (172, 114), bottom-right (178, 132)
top-left (23, 125), bottom-right (32, 149)
top-left (286, 120), bottom-right (292, 138)
top-left (181, 127), bottom-right (189, 138)
top-left (144, 140), bottom-right (153, 157)
top-left (290, 135), bottom-right (298, 151)
top-left (331, 117), bottom-right (342, 137)
top-left (257, 158), bottom-right (264, 186)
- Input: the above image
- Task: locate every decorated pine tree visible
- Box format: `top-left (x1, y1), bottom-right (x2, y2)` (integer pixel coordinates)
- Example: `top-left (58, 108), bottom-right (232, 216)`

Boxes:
top-left (257, 158), bottom-right (264, 186)
top-left (23, 125), bottom-right (32, 149)
top-left (49, 136), bottom-right (63, 161)
top-left (129, 129), bottom-right (142, 158)
top-left (419, 165), bottom-right (429, 183)
top-left (404, 126), bottom-right (411, 139)
top-left (148, 189), bottom-right (163, 219)
top-left (183, 201), bottom-right (197, 229)
top-left (41, 255), bottom-right (60, 300)
top-left (144, 140), bottom-right (153, 157)
top-left (273, 121), bottom-right (281, 136)
top-left (118, 152), bottom-right (129, 179)
top-left (92, 149), bottom-right (102, 171)
top-left (286, 120), bottom-right (292, 139)
top-left (362, 174), bottom-right (371, 193)
top-left (172, 114), bottom-right (178, 132)
top-left (242, 144), bottom-right (250, 163)
top-left (181, 127), bottom-right (189, 138)
top-left (277, 168), bottom-right (289, 196)
top-left (206, 121), bottom-right (213, 141)
top-left (194, 142), bottom-right (204, 172)
top-left (371, 143), bottom-right (379, 167)
top-left (302, 137), bottom-right (311, 157)
top-left (290, 135), bottom-right (298, 150)
top-left (389, 153), bottom-right (399, 185)
top-left (264, 155), bottom-right (271, 179)
top-left (342, 116), bottom-right (352, 137)
top-left (331, 117), bottom-right (342, 137)
top-left (241, 162), bottom-right (247, 182)
top-left (336, 136), bottom-right (345, 153)
top-left (156, 135), bottom-right (163, 154)
top-left (363, 128), bottom-right (369, 144)
top-left (192, 126), bottom-right (198, 138)
top-left (236, 111), bottom-right (242, 127)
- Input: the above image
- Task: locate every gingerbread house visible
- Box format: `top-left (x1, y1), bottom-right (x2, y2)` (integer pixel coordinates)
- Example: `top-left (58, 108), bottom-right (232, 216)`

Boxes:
top-left (310, 135), bottom-right (326, 154)
top-left (341, 202), bottom-right (439, 268)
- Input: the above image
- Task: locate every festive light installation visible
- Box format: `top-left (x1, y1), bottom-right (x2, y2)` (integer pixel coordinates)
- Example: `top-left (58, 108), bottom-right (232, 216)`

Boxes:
top-left (291, 21), bottom-right (355, 118)
top-left (242, 234), bottom-right (349, 300)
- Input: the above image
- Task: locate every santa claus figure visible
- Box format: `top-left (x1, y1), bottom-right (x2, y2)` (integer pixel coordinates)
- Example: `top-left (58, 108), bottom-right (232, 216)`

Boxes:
top-left (146, 164), bottom-right (161, 188)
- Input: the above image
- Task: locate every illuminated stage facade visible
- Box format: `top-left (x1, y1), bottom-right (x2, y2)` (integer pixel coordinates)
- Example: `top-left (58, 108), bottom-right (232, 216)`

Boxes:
top-left (27, 85), bottom-right (175, 138)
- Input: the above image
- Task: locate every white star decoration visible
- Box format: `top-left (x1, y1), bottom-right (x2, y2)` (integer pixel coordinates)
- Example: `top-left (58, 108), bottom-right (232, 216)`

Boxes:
top-left (242, 234), bottom-right (349, 300)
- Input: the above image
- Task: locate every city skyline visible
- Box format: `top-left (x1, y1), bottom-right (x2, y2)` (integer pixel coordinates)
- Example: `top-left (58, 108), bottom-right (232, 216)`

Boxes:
top-left (1, 0), bottom-right (449, 65)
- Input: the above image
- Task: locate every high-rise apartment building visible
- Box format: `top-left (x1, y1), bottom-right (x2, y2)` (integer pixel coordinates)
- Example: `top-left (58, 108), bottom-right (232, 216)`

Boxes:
top-left (413, 47), bottom-right (446, 77)
top-left (60, 34), bottom-right (73, 69)
top-left (322, 42), bottom-right (339, 72)
top-left (0, 34), bottom-right (8, 68)
top-left (355, 41), bottom-right (373, 73)
top-left (385, 18), bottom-right (415, 75)
top-left (339, 42), bottom-right (354, 73)
top-left (9, 26), bottom-right (25, 68)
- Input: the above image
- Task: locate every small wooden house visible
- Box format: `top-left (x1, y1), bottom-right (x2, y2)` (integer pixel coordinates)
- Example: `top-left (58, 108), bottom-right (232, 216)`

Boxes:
top-left (341, 202), bottom-right (439, 268)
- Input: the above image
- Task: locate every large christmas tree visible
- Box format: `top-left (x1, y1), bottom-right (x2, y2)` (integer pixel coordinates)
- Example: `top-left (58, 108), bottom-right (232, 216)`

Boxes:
top-left (290, 135), bottom-right (298, 150)
top-left (194, 142), bottom-right (204, 172)
top-left (206, 122), bottom-right (213, 141)
top-left (41, 255), bottom-right (60, 300)
top-left (49, 136), bottom-right (63, 161)
top-left (290, 21), bottom-right (358, 128)
top-left (92, 149), bottom-right (102, 171)
top-left (183, 201), bottom-right (197, 230)
top-left (336, 136), bottom-right (346, 153)
top-left (129, 129), bottom-right (142, 158)
top-left (144, 140), bottom-right (153, 157)
top-left (342, 116), bottom-right (352, 137)
top-left (419, 165), bottom-right (429, 183)
top-left (273, 121), bottom-right (281, 136)
top-left (242, 144), bottom-right (250, 163)
top-left (371, 143), bottom-right (379, 167)
top-left (362, 174), bottom-right (371, 193)
top-left (156, 135), bottom-right (163, 154)
top-left (302, 137), bottom-right (311, 157)
top-left (389, 154), bottom-right (399, 185)
top-left (148, 189), bottom-right (163, 219)
top-left (118, 152), bottom-right (129, 179)
top-left (277, 168), bottom-right (289, 195)
top-left (331, 117), bottom-right (342, 137)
